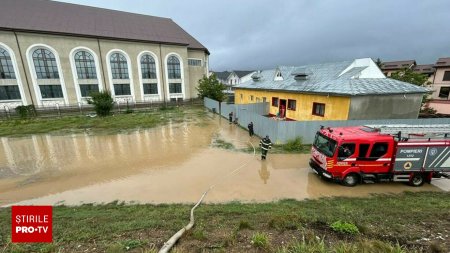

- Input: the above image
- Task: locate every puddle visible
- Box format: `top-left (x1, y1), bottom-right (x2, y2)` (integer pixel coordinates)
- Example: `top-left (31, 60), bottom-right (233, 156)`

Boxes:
top-left (0, 115), bottom-right (446, 206)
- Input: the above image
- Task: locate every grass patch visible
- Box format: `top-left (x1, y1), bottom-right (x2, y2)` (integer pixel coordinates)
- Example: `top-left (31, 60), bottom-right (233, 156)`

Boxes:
top-left (277, 236), bottom-right (326, 253)
top-left (191, 228), bottom-right (207, 241)
top-left (268, 214), bottom-right (301, 231)
top-left (211, 138), bottom-right (234, 149)
top-left (278, 238), bottom-right (406, 253)
top-left (0, 106), bottom-right (205, 137)
top-left (251, 232), bottom-right (271, 249)
top-left (0, 188), bottom-right (448, 252)
top-left (237, 220), bottom-right (253, 230)
top-left (241, 142), bottom-right (312, 154)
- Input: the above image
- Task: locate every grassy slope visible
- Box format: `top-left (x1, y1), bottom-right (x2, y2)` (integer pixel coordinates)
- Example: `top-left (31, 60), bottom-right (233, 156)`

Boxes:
top-left (0, 192), bottom-right (449, 252)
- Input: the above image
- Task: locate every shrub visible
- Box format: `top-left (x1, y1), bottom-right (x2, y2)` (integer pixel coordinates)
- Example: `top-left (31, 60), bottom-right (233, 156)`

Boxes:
top-left (283, 137), bottom-right (303, 152)
top-left (15, 105), bottom-right (36, 119)
top-left (330, 221), bottom-right (359, 235)
top-left (88, 91), bottom-right (114, 117)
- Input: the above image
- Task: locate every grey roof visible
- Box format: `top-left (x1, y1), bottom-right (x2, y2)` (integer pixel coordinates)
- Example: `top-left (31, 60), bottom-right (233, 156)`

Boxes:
top-left (381, 60), bottom-right (416, 70)
top-left (413, 64), bottom-right (435, 75)
top-left (213, 71), bottom-right (231, 81)
top-left (235, 61), bottom-right (428, 96)
top-left (0, 0), bottom-right (208, 54)
top-left (234, 71), bottom-right (255, 78)
top-left (435, 57), bottom-right (450, 68)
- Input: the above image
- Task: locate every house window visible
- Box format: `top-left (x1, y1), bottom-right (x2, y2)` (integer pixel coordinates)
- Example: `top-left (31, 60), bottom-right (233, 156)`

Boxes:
top-left (32, 49), bottom-right (59, 79)
top-left (250, 95), bottom-right (254, 101)
top-left (0, 85), bottom-right (21, 100)
top-left (263, 97), bottom-right (267, 102)
top-left (143, 83), bottom-right (158, 95)
top-left (256, 97), bottom-right (260, 102)
top-left (188, 59), bottom-right (202, 66)
top-left (74, 51), bottom-right (96, 79)
top-left (312, 102), bottom-right (325, 116)
top-left (169, 83), bottom-right (182, 93)
top-left (272, 97), bottom-right (279, 107)
top-left (79, 84), bottom-right (99, 97)
top-left (167, 56), bottom-right (181, 79)
top-left (287, 99), bottom-right (296, 110)
top-left (443, 71), bottom-right (450, 81)
top-left (141, 55), bottom-right (157, 79)
top-left (110, 53), bottom-right (129, 79)
top-left (39, 85), bottom-right (63, 98)
top-left (439, 87), bottom-right (450, 98)
top-left (240, 93), bottom-right (243, 102)
top-left (0, 48), bottom-right (15, 79)
top-left (113, 83), bottom-right (131, 96)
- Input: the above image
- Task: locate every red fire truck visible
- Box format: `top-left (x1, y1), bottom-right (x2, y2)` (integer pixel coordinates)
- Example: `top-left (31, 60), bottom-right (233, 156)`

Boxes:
top-left (310, 124), bottom-right (450, 187)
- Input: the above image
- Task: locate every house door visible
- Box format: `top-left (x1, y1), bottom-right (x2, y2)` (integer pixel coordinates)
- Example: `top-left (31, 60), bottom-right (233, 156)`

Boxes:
top-left (279, 99), bottom-right (286, 118)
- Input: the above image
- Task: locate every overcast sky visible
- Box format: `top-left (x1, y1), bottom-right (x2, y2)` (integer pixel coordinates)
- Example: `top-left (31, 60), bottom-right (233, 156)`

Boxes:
top-left (56, 0), bottom-right (450, 71)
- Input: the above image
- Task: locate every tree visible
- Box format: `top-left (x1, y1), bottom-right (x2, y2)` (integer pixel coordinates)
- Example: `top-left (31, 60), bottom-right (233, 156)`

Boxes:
top-left (196, 73), bottom-right (227, 102)
top-left (375, 58), bottom-right (383, 68)
top-left (87, 91), bottom-right (114, 116)
top-left (390, 68), bottom-right (434, 113)
top-left (390, 68), bottom-right (430, 86)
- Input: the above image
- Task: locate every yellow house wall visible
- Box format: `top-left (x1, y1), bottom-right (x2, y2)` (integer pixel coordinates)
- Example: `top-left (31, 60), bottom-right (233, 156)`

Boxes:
top-left (234, 89), bottom-right (350, 121)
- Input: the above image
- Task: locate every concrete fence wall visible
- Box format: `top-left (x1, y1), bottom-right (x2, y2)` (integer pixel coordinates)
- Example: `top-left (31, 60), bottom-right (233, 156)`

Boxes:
top-left (204, 97), bottom-right (220, 113)
top-left (204, 98), bottom-right (450, 144)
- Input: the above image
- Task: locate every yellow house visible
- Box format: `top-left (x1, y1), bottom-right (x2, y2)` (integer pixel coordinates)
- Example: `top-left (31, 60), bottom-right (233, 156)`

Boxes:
top-left (234, 58), bottom-right (427, 121)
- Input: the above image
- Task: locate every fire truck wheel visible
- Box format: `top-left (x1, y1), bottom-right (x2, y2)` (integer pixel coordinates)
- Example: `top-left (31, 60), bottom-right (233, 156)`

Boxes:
top-left (342, 173), bottom-right (359, 187)
top-left (409, 173), bottom-right (424, 187)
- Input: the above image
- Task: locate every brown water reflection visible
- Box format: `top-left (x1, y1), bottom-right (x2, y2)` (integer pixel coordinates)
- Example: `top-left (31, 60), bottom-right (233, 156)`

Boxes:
top-left (0, 115), bottom-right (446, 206)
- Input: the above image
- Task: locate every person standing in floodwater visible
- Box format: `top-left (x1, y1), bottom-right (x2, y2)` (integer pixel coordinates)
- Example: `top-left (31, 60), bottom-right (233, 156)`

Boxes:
top-left (228, 111), bottom-right (233, 124)
top-left (260, 135), bottom-right (272, 160)
top-left (248, 122), bottom-right (254, 137)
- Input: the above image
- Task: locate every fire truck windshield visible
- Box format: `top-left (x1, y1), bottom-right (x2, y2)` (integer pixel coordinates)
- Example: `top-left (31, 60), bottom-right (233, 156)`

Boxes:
top-left (313, 132), bottom-right (337, 157)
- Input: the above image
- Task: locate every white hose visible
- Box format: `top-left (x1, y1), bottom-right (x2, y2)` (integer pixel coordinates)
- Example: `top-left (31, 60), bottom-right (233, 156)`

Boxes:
top-left (159, 140), bottom-right (256, 253)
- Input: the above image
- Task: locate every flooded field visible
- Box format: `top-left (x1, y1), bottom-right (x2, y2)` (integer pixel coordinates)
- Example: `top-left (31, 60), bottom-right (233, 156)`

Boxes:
top-left (0, 114), bottom-right (446, 206)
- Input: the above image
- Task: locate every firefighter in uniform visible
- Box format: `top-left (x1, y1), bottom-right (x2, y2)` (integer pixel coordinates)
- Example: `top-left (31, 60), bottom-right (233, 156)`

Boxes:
top-left (259, 135), bottom-right (272, 160)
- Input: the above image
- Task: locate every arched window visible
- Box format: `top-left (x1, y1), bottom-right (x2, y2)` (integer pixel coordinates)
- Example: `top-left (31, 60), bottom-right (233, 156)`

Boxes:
top-left (74, 51), bottom-right (96, 79)
top-left (110, 53), bottom-right (129, 79)
top-left (0, 48), bottom-right (15, 79)
top-left (167, 56), bottom-right (181, 79)
top-left (141, 55), bottom-right (156, 79)
top-left (32, 48), bottom-right (59, 79)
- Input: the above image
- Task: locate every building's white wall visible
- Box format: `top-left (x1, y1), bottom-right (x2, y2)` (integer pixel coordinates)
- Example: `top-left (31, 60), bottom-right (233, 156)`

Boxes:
top-left (0, 41), bottom-right (27, 108)
top-left (339, 58), bottom-right (385, 78)
top-left (240, 72), bottom-right (256, 83)
top-left (0, 31), bottom-right (207, 108)
top-left (430, 67), bottom-right (450, 100)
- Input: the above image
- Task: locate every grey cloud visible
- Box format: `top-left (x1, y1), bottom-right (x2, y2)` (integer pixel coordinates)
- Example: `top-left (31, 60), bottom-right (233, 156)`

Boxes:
top-left (57, 0), bottom-right (450, 71)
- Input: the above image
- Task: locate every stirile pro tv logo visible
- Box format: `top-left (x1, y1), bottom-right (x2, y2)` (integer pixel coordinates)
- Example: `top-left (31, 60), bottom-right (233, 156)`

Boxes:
top-left (11, 206), bottom-right (53, 243)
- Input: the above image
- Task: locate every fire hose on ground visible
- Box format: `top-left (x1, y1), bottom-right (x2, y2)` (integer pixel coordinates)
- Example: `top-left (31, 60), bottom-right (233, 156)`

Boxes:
top-left (158, 140), bottom-right (256, 253)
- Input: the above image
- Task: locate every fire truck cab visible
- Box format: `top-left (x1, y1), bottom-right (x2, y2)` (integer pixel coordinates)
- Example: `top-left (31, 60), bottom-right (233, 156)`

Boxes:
top-left (309, 125), bottom-right (450, 187)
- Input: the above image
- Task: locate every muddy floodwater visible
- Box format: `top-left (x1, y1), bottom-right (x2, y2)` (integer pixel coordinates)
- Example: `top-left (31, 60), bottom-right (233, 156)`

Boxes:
top-left (0, 115), bottom-right (446, 206)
